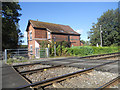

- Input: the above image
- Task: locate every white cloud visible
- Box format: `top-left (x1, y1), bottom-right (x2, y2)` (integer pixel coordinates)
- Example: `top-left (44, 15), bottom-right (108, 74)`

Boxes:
top-left (76, 29), bottom-right (83, 34)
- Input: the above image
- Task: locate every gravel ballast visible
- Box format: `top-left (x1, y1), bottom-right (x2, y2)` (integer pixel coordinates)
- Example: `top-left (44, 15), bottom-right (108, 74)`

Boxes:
top-left (25, 66), bottom-right (82, 83)
top-left (16, 65), bottom-right (118, 88)
top-left (45, 70), bottom-right (118, 88)
top-left (17, 64), bottom-right (51, 72)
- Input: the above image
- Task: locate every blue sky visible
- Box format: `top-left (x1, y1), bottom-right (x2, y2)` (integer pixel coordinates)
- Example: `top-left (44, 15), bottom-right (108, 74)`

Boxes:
top-left (19, 2), bottom-right (118, 45)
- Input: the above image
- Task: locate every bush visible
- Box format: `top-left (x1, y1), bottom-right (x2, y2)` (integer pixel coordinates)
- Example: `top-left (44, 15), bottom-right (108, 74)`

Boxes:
top-left (69, 46), bottom-right (93, 56)
top-left (92, 46), bottom-right (119, 54)
top-left (49, 41), bottom-right (119, 57)
top-left (50, 41), bottom-right (70, 57)
top-left (66, 46), bottom-right (119, 56)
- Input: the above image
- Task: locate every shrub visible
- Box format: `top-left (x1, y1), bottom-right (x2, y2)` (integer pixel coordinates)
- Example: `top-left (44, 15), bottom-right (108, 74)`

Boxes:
top-left (49, 41), bottom-right (70, 57)
top-left (66, 46), bottom-right (119, 56)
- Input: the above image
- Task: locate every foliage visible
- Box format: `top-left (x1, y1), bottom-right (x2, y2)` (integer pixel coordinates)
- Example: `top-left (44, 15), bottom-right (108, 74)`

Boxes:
top-left (65, 46), bottom-right (119, 56)
top-left (18, 45), bottom-right (28, 48)
top-left (91, 46), bottom-right (119, 54)
top-left (56, 41), bottom-right (70, 48)
top-left (2, 2), bottom-right (22, 50)
top-left (7, 58), bottom-right (29, 64)
top-left (66, 46), bottom-right (94, 56)
top-left (39, 41), bottom-right (49, 48)
top-left (88, 8), bottom-right (120, 46)
top-left (49, 41), bottom-right (54, 56)
top-left (49, 41), bottom-right (70, 56)
top-left (80, 40), bottom-right (85, 44)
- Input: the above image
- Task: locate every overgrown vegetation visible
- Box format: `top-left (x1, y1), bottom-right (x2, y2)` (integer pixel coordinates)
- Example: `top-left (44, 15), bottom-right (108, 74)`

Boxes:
top-left (49, 41), bottom-right (70, 56)
top-left (40, 40), bottom-right (119, 58)
top-left (48, 40), bottom-right (119, 57)
top-left (7, 58), bottom-right (29, 64)
top-left (66, 46), bottom-right (119, 56)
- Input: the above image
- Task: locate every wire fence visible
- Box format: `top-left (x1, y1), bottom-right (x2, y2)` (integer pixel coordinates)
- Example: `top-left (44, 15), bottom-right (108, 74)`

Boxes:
top-left (4, 48), bottom-right (49, 63)
top-left (5, 49), bottom-right (29, 61)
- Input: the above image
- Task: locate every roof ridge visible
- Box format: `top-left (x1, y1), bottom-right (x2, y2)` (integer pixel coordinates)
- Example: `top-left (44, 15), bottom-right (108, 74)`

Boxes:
top-left (28, 19), bottom-right (80, 35)
top-left (29, 19), bottom-right (68, 26)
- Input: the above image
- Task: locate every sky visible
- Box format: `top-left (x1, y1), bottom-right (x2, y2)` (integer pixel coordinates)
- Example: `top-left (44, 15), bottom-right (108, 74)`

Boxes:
top-left (18, 2), bottom-right (118, 45)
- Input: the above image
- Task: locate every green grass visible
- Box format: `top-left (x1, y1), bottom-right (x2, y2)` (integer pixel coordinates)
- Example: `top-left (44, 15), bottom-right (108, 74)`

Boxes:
top-left (7, 58), bottom-right (29, 64)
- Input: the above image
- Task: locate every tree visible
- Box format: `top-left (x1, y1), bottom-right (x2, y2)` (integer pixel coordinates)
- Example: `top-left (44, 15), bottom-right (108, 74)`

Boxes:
top-left (2, 2), bottom-right (22, 50)
top-left (88, 9), bottom-right (120, 46)
top-left (80, 40), bottom-right (85, 44)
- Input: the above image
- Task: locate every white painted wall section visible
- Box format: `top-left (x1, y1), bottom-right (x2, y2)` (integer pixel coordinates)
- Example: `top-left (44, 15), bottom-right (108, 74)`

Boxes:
top-left (35, 40), bottom-right (39, 48)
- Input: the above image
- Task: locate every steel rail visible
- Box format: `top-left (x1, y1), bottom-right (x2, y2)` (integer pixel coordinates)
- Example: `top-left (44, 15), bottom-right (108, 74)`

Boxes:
top-left (13, 52), bottom-right (120, 68)
top-left (95, 54), bottom-right (120, 60)
top-left (19, 55), bottom-right (119, 75)
top-left (16, 60), bottom-right (119, 90)
top-left (96, 76), bottom-right (119, 90)
top-left (19, 60), bottom-right (90, 75)
top-left (19, 54), bottom-right (119, 75)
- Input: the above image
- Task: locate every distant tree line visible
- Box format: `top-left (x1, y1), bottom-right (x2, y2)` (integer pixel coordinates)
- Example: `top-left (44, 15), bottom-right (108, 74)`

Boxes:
top-left (88, 8), bottom-right (120, 46)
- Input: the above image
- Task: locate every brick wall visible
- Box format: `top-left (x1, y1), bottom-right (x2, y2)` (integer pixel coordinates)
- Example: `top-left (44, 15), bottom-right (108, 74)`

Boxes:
top-left (51, 34), bottom-right (80, 46)
top-left (27, 24), bottom-right (35, 56)
top-left (52, 34), bottom-right (68, 42)
top-left (35, 29), bottom-right (47, 38)
top-left (70, 35), bottom-right (80, 46)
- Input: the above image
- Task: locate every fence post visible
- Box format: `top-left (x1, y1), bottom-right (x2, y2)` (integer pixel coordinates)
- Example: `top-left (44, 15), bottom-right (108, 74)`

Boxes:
top-left (54, 42), bottom-right (56, 57)
top-left (46, 48), bottom-right (49, 58)
top-left (5, 49), bottom-right (7, 63)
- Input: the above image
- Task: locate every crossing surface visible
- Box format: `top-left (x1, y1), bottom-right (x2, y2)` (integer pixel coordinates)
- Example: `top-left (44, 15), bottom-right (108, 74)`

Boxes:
top-left (2, 61), bottom-right (31, 89)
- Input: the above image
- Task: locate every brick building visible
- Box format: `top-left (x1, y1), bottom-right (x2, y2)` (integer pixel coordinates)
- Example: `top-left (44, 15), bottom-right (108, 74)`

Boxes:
top-left (26, 20), bottom-right (81, 58)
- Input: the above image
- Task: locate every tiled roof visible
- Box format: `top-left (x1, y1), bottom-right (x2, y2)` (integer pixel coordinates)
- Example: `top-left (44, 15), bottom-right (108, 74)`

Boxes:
top-left (28, 20), bottom-right (80, 35)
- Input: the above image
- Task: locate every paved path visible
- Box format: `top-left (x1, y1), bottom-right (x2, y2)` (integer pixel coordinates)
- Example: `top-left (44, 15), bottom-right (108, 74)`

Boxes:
top-left (2, 61), bottom-right (31, 89)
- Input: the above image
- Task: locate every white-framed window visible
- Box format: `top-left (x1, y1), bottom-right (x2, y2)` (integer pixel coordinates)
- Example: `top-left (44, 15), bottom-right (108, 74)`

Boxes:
top-left (60, 30), bottom-right (64, 32)
top-left (30, 45), bottom-right (32, 51)
top-left (48, 32), bottom-right (51, 39)
top-left (29, 30), bottom-right (32, 40)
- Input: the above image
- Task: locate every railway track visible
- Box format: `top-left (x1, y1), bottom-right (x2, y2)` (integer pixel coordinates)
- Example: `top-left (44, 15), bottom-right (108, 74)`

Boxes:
top-left (13, 52), bottom-right (119, 75)
top-left (15, 60), bottom-right (119, 90)
top-left (97, 76), bottom-right (119, 89)
top-left (13, 52), bottom-right (120, 68)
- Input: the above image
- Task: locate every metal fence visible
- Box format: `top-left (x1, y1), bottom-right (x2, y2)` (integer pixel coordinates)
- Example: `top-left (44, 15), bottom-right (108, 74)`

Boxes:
top-left (4, 49), bottom-right (29, 62)
top-left (40, 48), bottom-right (49, 58)
top-left (4, 48), bottom-right (49, 62)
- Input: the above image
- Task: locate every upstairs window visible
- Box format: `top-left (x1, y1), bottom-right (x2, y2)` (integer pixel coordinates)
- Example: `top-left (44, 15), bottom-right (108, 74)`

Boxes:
top-left (48, 32), bottom-right (51, 39)
top-left (30, 31), bottom-right (32, 40)
top-left (60, 30), bottom-right (64, 32)
top-left (71, 31), bottom-right (74, 34)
